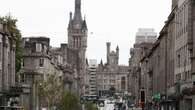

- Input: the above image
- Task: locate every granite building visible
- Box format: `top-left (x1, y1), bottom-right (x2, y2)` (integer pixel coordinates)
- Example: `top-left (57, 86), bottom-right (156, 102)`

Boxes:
top-left (20, 0), bottom-right (88, 109)
top-left (128, 28), bottom-right (157, 106)
top-left (132, 0), bottom-right (195, 109)
top-left (97, 42), bottom-right (129, 96)
top-left (20, 37), bottom-right (74, 110)
top-left (0, 23), bottom-right (22, 108)
top-left (67, 0), bottom-right (88, 95)
top-left (173, 0), bottom-right (195, 109)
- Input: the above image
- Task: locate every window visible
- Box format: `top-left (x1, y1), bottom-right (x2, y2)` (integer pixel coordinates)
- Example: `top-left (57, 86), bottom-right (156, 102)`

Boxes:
top-left (39, 58), bottom-right (44, 67)
top-left (104, 85), bottom-right (106, 89)
top-left (41, 44), bottom-right (44, 52)
top-left (177, 54), bottom-right (181, 67)
top-left (36, 43), bottom-right (42, 52)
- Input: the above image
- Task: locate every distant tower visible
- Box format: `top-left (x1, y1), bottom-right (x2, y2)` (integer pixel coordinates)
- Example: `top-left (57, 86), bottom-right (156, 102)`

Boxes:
top-left (116, 45), bottom-right (119, 64)
top-left (106, 42), bottom-right (119, 65)
top-left (107, 42), bottom-right (111, 64)
top-left (67, 0), bottom-right (88, 95)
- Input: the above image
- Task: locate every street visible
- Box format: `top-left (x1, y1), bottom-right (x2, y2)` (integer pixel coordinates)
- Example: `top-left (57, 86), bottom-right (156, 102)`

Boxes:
top-left (98, 99), bottom-right (114, 110)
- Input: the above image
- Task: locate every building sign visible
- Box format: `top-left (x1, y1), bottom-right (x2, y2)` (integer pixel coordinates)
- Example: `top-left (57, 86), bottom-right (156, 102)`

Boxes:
top-left (152, 93), bottom-right (160, 101)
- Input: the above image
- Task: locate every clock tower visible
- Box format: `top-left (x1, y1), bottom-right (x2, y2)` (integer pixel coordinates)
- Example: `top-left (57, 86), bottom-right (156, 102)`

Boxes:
top-left (68, 0), bottom-right (87, 50)
top-left (67, 0), bottom-right (88, 95)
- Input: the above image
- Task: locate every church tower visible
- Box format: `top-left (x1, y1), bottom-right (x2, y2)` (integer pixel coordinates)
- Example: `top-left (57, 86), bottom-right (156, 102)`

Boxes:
top-left (67, 0), bottom-right (88, 95)
top-left (106, 42), bottom-right (119, 66)
top-left (68, 0), bottom-right (87, 50)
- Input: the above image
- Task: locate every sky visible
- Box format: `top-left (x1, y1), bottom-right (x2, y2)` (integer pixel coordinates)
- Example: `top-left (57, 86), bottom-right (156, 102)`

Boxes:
top-left (0, 0), bottom-right (171, 65)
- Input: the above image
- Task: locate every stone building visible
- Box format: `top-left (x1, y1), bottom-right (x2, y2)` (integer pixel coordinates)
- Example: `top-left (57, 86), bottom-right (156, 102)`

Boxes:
top-left (128, 28), bottom-right (156, 105)
top-left (137, 10), bottom-right (179, 109)
top-left (135, 0), bottom-right (195, 109)
top-left (135, 28), bottom-right (157, 44)
top-left (0, 23), bottom-right (23, 109)
top-left (67, 0), bottom-right (88, 95)
top-left (20, 37), bottom-right (76, 110)
top-left (19, 0), bottom-right (88, 109)
top-left (173, 0), bottom-right (195, 109)
top-left (0, 24), bottom-right (19, 109)
top-left (129, 42), bottom-right (154, 105)
top-left (96, 42), bottom-right (129, 96)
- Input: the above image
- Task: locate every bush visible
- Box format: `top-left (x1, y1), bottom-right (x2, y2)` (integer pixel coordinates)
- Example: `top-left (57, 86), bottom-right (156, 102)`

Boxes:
top-left (58, 91), bottom-right (81, 110)
top-left (85, 102), bottom-right (98, 110)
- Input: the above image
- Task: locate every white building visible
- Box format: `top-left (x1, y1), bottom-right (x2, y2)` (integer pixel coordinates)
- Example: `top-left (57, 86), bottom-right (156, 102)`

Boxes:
top-left (88, 59), bottom-right (98, 95)
top-left (135, 28), bottom-right (157, 44)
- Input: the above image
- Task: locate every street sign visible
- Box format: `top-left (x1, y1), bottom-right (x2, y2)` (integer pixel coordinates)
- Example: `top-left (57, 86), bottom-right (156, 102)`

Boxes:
top-left (152, 93), bottom-right (160, 101)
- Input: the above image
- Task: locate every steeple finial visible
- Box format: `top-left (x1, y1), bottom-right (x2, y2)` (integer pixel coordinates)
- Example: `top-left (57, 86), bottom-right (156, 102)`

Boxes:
top-left (74, 0), bottom-right (82, 21)
top-left (100, 59), bottom-right (103, 66)
top-left (116, 45), bottom-right (119, 50)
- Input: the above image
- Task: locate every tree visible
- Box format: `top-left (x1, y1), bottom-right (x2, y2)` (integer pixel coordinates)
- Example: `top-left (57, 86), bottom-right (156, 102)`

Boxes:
top-left (58, 91), bottom-right (81, 110)
top-left (0, 14), bottom-right (22, 73)
top-left (38, 74), bottom-right (63, 110)
top-left (85, 102), bottom-right (98, 110)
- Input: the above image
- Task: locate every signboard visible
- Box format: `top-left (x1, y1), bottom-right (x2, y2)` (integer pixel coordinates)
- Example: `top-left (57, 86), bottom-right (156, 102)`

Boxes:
top-left (152, 93), bottom-right (161, 101)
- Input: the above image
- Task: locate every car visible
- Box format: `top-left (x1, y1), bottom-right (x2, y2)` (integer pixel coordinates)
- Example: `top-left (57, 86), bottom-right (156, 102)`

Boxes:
top-left (97, 99), bottom-right (105, 107)
top-left (107, 100), bottom-right (115, 104)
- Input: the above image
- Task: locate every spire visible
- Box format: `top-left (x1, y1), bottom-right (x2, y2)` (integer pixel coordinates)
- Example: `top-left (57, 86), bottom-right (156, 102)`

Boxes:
top-left (68, 12), bottom-right (73, 29)
top-left (116, 45), bottom-right (119, 65)
top-left (116, 45), bottom-right (119, 50)
top-left (82, 16), bottom-right (87, 30)
top-left (100, 59), bottom-right (103, 65)
top-left (74, 0), bottom-right (82, 22)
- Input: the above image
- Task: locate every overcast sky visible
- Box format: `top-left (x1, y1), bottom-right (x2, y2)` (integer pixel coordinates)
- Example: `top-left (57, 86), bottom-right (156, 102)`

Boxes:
top-left (1, 0), bottom-right (171, 65)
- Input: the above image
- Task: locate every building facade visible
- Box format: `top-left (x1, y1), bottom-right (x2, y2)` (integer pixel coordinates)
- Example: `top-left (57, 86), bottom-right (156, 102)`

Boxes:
top-left (128, 28), bottom-right (157, 106)
top-left (135, 28), bottom-right (157, 44)
top-left (0, 23), bottom-right (19, 108)
top-left (67, 0), bottom-right (88, 95)
top-left (174, 0), bottom-right (195, 109)
top-left (19, 0), bottom-right (88, 109)
top-left (97, 42), bottom-right (129, 96)
top-left (129, 0), bottom-right (195, 109)
top-left (86, 59), bottom-right (98, 95)
top-left (20, 37), bottom-right (76, 110)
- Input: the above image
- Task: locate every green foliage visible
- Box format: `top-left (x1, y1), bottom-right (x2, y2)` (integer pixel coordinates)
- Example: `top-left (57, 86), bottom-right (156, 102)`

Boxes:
top-left (58, 91), bottom-right (81, 110)
top-left (85, 102), bottom-right (98, 110)
top-left (0, 14), bottom-right (22, 73)
top-left (38, 74), bottom-right (63, 110)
